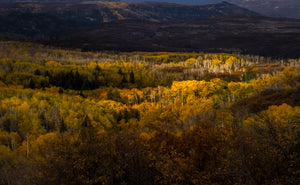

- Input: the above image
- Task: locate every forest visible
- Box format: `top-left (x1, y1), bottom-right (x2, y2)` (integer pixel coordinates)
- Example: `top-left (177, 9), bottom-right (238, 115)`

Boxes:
top-left (0, 41), bottom-right (299, 185)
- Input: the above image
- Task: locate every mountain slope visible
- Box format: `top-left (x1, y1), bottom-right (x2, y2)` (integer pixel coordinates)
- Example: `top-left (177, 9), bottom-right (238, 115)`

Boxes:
top-left (201, 0), bottom-right (300, 19)
top-left (0, 1), bottom-right (299, 58)
top-left (0, 0), bottom-right (298, 19)
top-left (122, 0), bottom-right (300, 19)
top-left (0, 1), bottom-right (258, 22)
top-left (0, 1), bottom-right (258, 39)
top-left (55, 16), bottom-right (300, 58)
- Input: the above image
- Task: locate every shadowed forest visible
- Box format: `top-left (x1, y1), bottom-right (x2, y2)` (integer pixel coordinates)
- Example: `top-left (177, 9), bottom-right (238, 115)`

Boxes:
top-left (0, 41), bottom-right (299, 185)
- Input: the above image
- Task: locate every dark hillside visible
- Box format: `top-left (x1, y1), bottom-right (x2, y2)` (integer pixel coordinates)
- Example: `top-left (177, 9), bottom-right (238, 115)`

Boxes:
top-left (0, 2), bottom-right (299, 58)
top-left (55, 16), bottom-right (300, 58)
top-left (123, 0), bottom-right (300, 19)
top-left (0, 1), bottom-right (258, 39)
top-left (200, 0), bottom-right (300, 19)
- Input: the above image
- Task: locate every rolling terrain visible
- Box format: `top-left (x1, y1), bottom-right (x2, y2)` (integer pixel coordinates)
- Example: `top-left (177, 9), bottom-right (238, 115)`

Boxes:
top-left (200, 0), bottom-right (300, 19)
top-left (0, 41), bottom-right (299, 185)
top-left (56, 16), bottom-right (300, 58)
top-left (123, 0), bottom-right (300, 19)
top-left (0, 1), bottom-right (299, 58)
top-left (0, 1), bottom-right (258, 39)
top-left (0, 0), bottom-right (299, 19)
top-left (0, 1), bottom-right (300, 185)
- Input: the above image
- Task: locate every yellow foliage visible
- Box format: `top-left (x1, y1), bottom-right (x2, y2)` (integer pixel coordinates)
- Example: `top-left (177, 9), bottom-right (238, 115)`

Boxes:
top-left (18, 113), bottom-right (46, 136)
top-left (212, 55), bottom-right (224, 66)
top-left (28, 132), bottom-right (58, 157)
top-left (140, 132), bottom-right (151, 140)
top-left (216, 109), bottom-right (235, 127)
top-left (45, 61), bottom-right (61, 68)
top-left (18, 102), bottom-right (30, 112)
top-left (280, 67), bottom-right (297, 82)
top-left (185, 58), bottom-right (196, 66)
top-left (88, 61), bottom-right (98, 69)
top-left (0, 145), bottom-right (12, 157)
top-left (244, 104), bottom-right (300, 134)
top-left (0, 97), bottom-right (23, 109)
top-left (0, 80), bottom-right (6, 87)
top-left (0, 129), bottom-right (9, 145)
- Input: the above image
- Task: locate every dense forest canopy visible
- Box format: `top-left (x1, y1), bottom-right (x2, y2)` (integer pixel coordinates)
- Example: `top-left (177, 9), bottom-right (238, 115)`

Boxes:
top-left (0, 41), bottom-right (300, 184)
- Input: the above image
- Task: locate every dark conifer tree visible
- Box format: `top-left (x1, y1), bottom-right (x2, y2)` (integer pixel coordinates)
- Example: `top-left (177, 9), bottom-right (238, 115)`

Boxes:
top-left (34, 69), bottom-right (41, 76)
top-left (59, 87), bottom-right (64, 94)
top-left (59, 119), bottom-right (67, 133)
top-left (130, 71), bottom-right (135, 83)
top-left (29, 79), bottom-right (35, 89)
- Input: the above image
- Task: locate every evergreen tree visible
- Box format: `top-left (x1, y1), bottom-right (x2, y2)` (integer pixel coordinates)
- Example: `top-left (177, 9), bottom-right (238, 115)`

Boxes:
top-left (95, 65), bottom-right (101, 72)
top-left (81, 79), bottom-right (91, 90)
top-left (74, 71), bottom-right (83, 90)
top-left (65, 71), bottom-right (75, 89)
top-left (107, 86), bottom-right (114, 100)
top-left (59, 87), bottom-right (64, 94)
top-left (29, 79), bottom-right (35, 89)
top-left (34, 69), bottom-right (41, 76)
top-left (81, 115), bottom-right (92, 128)
top-left (59, 119), bottom-right (67, 133)
top-left (130, 71), bottom-right (135, 83)
top-left (118, 68), bottom-right (124, 75)
top-left (123, 109), bottom-right (129, 121)
top-left (45, 70), bottom-right (51, 77)
top-left (80, 115), bottom-right (96, 141)
top-left (121, 75), bottom-right (128, 84)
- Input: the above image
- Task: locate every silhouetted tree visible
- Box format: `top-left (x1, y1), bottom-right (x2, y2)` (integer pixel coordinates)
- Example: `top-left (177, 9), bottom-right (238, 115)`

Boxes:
top-left (130, 71), bottom-right (135, 83)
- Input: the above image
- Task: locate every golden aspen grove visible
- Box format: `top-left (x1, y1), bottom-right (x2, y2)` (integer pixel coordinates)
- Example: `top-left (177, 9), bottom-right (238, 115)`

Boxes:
top-left (0, 41), bottom-right (300, 185)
